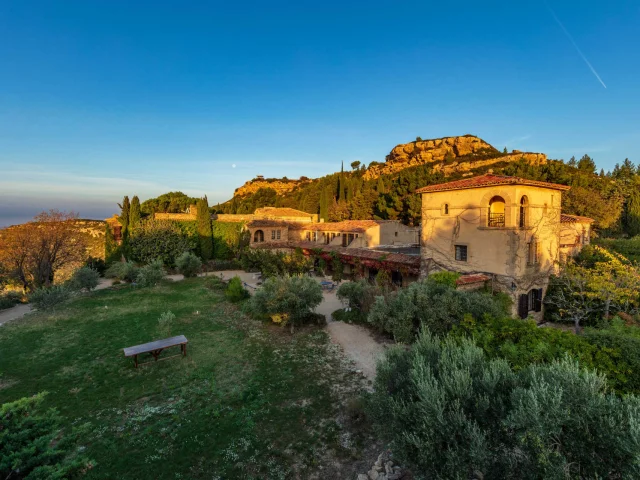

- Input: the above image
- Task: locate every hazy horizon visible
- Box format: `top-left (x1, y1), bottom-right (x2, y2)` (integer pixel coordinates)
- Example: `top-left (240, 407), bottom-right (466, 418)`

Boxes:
top-left (2, 0), bottom-right (638, 227)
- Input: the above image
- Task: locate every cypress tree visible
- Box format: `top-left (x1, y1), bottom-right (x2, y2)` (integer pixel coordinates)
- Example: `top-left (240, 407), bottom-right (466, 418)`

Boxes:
top-left (129, 196), bottom-right (141, 230)
top-left (197, 197), bottom-right (214, 261)
top-left (118, 196), bottom-right (130, 239)
top-left (320, 188), bottom-right (329, 221)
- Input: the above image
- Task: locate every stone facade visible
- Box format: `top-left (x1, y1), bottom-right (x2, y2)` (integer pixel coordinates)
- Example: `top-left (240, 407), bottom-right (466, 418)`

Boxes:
top-left (417, 174), bottom-right (586, 322)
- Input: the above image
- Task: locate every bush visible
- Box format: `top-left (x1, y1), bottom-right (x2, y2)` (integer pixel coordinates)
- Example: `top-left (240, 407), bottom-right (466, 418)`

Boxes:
top-left (452, 314), bottom-right (633, 394)
top-left (240, 249), bottom-right (313, 278)
top-left (136, 260), bottom-right (165, 287)
top-left (68, 266), bottom-right (100, 291)
top-left (0, 291), bottom-right (22, 311)
top-left (337, 280), bottom-right (379, 314)
top-left (157, 310), bottom-right (175, 337)
top-left (426, 270), bottom-right (461, 288)
top-left (84, 256), bottom-right (106, 276)
top-left (204, 275), bottom-right (226, 291)
top-left (249, 276), bottom-right (323, 333)
top-left (0, 392), bottom-right (91, 479)
top-left (105, 261), bottom-right (139, 283)
top-left (225, 276), bottom-right (249, 303)
top-left (29, 285), bottom-right (72, 311)
top-left (370, 330), bottom-right (640, 479)
top-left (176, 251), bottom-right (202, 278)
top-left (367, 280), bottom-right (508, 343)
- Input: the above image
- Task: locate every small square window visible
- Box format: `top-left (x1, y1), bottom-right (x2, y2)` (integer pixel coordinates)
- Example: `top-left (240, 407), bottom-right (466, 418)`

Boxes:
top-left (395, 232), bottom-right (398, 237)
top-left (455, 245), bottom-right (468, 262)
top-left (443, 204), bottom-right (449, 215)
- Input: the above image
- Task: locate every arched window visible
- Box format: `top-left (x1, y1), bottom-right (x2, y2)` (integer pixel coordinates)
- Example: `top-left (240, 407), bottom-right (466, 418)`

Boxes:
top-left (253, 230), bottom-right (264, 243)
top-left (488, 196), bottom-right (506, 227)
top-left (443, 203), bottom-right (449, 215)
top-left (519, 196), bottom-right (528, 228)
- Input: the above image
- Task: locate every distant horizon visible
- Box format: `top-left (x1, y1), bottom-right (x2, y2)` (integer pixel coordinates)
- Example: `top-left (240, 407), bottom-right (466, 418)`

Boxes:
top-left (2, 0), bottom-right (638, 227)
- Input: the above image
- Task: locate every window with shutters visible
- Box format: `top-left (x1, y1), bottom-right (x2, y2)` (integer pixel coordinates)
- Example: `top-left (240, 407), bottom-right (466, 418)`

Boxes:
top-left (455, 245), bottom-right (468, 262)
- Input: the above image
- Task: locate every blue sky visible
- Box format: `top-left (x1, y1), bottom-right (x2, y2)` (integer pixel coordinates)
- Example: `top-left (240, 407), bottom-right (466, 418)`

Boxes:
top-left (1, 0), bottom-right (638, 226)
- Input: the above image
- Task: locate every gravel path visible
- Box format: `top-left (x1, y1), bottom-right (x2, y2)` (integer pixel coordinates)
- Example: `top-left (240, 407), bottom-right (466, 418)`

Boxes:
top-left (315, 287), bottom-right (385, 381)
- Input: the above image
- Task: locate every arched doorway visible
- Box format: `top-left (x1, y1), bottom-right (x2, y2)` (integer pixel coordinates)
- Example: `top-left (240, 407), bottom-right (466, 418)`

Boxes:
top-left (519, 196), bottom-right (528, 228)
top-left (253, 230), bottom-right (264, 243)
top-left (488, 196), bottom-right (506, 227)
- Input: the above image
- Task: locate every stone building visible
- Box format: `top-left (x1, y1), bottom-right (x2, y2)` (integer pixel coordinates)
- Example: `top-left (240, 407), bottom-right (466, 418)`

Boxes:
top-left (416, 174), bottom-right (592, 321)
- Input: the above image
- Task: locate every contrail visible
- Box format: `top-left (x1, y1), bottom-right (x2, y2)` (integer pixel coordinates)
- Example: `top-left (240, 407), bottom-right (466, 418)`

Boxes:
top-left (544, 1), bottom-right (607, 89)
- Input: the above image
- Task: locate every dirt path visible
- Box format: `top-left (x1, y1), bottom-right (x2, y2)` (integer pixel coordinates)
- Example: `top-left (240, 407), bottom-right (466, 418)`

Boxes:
top-left (0, 304), bottom-right (33, 326)
top-left (315, 287), bottom-right (385, 382)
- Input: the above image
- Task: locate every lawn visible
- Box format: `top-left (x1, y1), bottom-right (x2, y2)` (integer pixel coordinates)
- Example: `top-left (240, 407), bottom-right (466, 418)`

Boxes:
top-left (0, 278), bottom-right (369, 479)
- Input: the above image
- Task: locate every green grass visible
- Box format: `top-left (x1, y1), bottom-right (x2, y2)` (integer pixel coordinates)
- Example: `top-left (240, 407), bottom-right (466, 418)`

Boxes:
top-left (0, 279), bottom-right (367, 479)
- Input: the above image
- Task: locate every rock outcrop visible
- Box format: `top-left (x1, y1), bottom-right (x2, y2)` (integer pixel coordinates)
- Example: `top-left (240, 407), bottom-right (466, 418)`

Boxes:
top-left (363, 135), bottom-right (547, 180)
top-left (234, 178), bottom-right (307, 197)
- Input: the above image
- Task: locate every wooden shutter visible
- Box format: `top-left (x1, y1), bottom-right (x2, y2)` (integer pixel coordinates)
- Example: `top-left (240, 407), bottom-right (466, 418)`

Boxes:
top-left (534, 288), bottom-right (543, 312)
top-left (518, 294), bottom-right (528, 319)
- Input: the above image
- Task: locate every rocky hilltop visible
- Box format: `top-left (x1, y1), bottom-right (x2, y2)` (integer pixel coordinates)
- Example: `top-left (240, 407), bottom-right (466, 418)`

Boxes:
top-left (234, 177), bottom-right (308, 197)
top-left (363, 135), bottom-right (547, 180)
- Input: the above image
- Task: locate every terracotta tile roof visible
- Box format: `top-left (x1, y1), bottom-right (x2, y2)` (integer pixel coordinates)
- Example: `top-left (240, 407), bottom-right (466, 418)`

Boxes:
top-left (415, 174), bottom-right (571, 194)
top-left (289, 220), bottom-right (380, 233)
top-left (254, 207), bottom-right (315, 218)
top-left (561, 214), bottom-right (594, 224)
top-left (247, 220), bottom-right (293, 228)
top-left (456, 273), bottom-right (491, 286)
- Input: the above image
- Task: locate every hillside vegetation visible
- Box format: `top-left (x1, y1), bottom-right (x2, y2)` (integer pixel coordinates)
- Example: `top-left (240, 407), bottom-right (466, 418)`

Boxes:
top-left (216, 135), bottom-right (640, 237)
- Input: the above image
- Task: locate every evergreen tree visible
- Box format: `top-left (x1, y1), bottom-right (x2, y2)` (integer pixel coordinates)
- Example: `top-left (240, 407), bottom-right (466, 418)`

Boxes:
top-left (376, 177), bottom-right (385, 194)
top-left (503, 147), bottom-right (508, 154)
top-left (578, 154), bottom-right (596, 173)
top-left (129, 196), bottom-right (141, 230)
top-left (197, 197), bottom-right (214, 260)
top-left (319, 188), bottom-right (329, 221)
top-left (118, 196), bottom-right (131, 239)
top-left (624, 182), bottom-right (640, 237)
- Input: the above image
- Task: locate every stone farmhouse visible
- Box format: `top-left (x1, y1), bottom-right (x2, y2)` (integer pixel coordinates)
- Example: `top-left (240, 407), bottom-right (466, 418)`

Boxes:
top-left (246, 215), bottom-right (421, 286)
top-left (416, 174), bottom-right (593, 321)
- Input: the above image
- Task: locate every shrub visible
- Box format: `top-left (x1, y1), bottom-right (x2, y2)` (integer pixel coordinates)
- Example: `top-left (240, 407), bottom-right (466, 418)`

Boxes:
top-left (367, 280), bottom-right (508, 343)
top-left (337, 280), bottom-right (379, 313)
top-left (225, 276), bottom-right (249, 303)
top-left (0, 291), bottom-right (22, 311)
top-left (105, 261), bottom-right (139, 283)
top-left (426, 270), bottom-right (460, 288)
top-left (452, 314), bottom-right (632, 394)
top-left (68, 266), bottom-right (100, 291)
top-left (84, 256), bottom-right (106, 276)
top-left (176, 251), bottom-right (202, 278)
top-left (0, 392), bottom-right (91, 479)
top-left (136, 260), bottom-right (165, 287)
top-left (240, 249), bottom-right (313, 278)
top-left (370, 330), bottom-right (640, 479)
top-left (29, 285), bottom-right (72, 311)
top-left (157, 310), bottom-right (175, 337)
top-left (250, 276), bottom-right (323, 333)
top-left (204, 275), bottom-right (226, 291)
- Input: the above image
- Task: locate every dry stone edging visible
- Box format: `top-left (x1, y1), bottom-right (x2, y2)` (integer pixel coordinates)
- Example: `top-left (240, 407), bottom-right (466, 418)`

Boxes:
top-left (357, 450), bottom-right (404, 480)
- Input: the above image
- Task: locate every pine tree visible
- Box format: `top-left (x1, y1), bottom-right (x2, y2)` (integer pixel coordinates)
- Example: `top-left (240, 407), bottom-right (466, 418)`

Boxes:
top-left (624, 182), bottom-right (640, 237)
top-left (377, 177), bottom-right (385, 194)
top-left (129, 196), bottom-right (141, 230)
top-left (118, 196), bottom-right (130, 239)
top-left (197, 197), bottom-right (214, 261)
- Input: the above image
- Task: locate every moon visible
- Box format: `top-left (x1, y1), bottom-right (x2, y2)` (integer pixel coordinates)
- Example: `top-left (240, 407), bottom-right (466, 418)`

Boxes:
top-left (232, 164), bottom-right (236, 168)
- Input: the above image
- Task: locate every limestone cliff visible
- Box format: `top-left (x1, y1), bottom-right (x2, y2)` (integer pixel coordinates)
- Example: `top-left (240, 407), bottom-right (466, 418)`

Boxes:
top-left (234, 178), bottom-right (308, 197)
top-left (363, 135), bottom-right (547, 180)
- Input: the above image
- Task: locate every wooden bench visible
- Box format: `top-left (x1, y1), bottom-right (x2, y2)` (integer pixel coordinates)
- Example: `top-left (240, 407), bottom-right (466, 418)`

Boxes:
top-left (123, 335), bottom-right (188, 368)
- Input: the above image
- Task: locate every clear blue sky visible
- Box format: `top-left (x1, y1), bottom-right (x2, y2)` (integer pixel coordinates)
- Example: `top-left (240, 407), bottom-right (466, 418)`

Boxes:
top-left (1, 0), bottom-right (638, 226)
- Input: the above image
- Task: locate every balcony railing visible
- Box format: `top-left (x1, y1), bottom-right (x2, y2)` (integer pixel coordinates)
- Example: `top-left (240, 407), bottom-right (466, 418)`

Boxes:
top-left (488, 213), bottom-right (505, 227)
